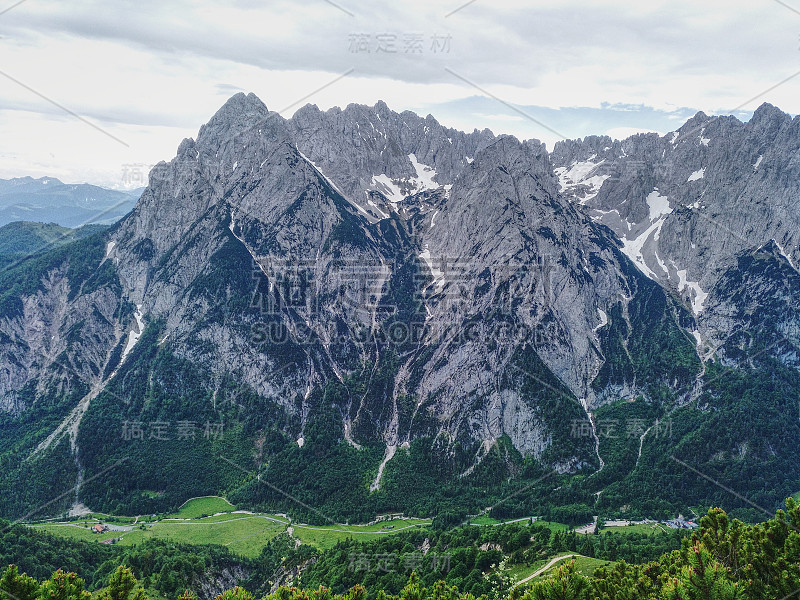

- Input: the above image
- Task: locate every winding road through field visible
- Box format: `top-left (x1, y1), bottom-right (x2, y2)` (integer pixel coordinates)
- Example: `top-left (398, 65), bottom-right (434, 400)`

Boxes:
top-left (513, 554), bottom-right (577, 588)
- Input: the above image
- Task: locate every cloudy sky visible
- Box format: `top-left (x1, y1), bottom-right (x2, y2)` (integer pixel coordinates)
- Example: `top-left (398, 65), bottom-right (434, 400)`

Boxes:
top-left (0, 0), bottom-right (798, 188)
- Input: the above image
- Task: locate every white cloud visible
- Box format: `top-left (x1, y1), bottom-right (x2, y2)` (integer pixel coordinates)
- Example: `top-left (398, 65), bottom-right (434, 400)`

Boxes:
top-left (0, 0), bottom-right (796, 186)
top-left (605, 127), bottom-right (663, 141)
top-left (478, 114), bottom-right (526, 122)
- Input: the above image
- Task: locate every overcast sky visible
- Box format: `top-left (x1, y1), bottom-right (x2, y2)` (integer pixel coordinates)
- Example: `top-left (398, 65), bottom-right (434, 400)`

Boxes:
top-left (0, 0), bottom-right (798, 188)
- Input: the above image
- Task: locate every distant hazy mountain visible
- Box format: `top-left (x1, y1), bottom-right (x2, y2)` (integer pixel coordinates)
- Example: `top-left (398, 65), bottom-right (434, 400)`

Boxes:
top-left (0, 176), bottom-right (142, 227)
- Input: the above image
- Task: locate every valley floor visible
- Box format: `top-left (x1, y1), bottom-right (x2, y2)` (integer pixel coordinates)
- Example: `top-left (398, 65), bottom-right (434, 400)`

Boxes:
top-left (27, 496), bottom-right (434, 557)
top-left (24, 496), bottom-right (671, 586)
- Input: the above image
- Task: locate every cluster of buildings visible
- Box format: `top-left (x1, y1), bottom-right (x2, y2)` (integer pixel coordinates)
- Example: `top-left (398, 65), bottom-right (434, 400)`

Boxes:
top-left (664, 517), bottom-right (698, 529)
top-left (576, 516), bottom-right (699, 533)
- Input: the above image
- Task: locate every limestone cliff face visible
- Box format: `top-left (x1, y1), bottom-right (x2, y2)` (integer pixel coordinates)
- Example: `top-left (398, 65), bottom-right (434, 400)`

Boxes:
top-left (102, 96), bottom-right (621, 467)
top-left (552, 102), bottom-right (800, 361)
top-left (2, 94), bottom-right (796, 506)
top-left (0, 241), bottom-right (128, 417)
top-left (289, 100), bottom-right (494, 219)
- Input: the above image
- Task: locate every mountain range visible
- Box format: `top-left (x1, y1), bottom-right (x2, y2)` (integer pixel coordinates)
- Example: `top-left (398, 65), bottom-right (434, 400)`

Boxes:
top-left (0, 93), bottom-right (797, 524)
top-left (0, 176), bottom-right (142, 228)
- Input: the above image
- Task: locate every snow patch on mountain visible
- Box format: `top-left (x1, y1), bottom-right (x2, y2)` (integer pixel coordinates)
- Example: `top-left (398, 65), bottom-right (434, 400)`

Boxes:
top-left (687, 168), bottom-right (706, 182)
top-left (409, 153), bottom-right (438, 191)
top-left (554, 156), bottom-right (611, 203)
top-left (773, 239), bottom-right (799, 272)
top-left (594, 308), bottom-right (608, 333)
top-left (121, 305), bottom-right (145, 363)
top-left (372, 174), bottom-right (405, 203)
top-left (646, 189), bottom-right (671, 221)
top-left (419, 245), bottom-right (445, 291)
top-left (675, 269), bottom-right (708, 313)
top-left (365, 196), bottom-right (390, 219)
top-left (619, 190), bottom-right (673, 281)
top-left (691, 330), bottom-right (704, 352)
top-left (621, 221), bottom-right (665, 280)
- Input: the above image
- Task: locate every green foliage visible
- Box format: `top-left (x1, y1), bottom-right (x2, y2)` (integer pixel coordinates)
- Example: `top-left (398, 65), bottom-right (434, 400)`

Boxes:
top-left (431, 512), bottom-right (465, 531)
top-left (524, 562), bottom-right (589, 600)
top-left (296, 518), bottom-right (685, 600)
top-left (592, 273), bottom-right (701, 395)
top-left (0, 520), bottom-right (253, 598)
top-left (598, 358), bottom-right (800, 519)
top-left (543, 506), bottom-right (593, 528)
top-left (0, 565), bottom-right (39, 600)
top-left (37, 570), bottom-right (91, 600)
top-left (661, 541), bottom-right (743, 600)
top-left (0, 520), bottom-right (115, 585)
top-left (98, 567), bottom-right (146, 600)
top-left (216, 588), bottom-right (254, 600)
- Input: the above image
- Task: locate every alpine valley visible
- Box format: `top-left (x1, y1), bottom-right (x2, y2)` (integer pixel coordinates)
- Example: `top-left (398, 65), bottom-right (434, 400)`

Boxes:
top-left (1, 94), bottom-right (799, 526)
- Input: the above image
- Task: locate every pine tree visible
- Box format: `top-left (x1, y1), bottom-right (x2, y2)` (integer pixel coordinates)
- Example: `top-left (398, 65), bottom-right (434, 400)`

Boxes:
top-left (215, 587), bottom-right (253, 600)
top-left (100, 567), bottom-right (146, 600)
top-left (398, 573), bottom-right (422, 600)
top-left (662, 541), bottom-right (741, 600)
top-left (36, 570), bottom-right (91, 600)
top-left (524, 562), bottom-right (589, 600)
top-left (0, 565), bottom-right (38, 600)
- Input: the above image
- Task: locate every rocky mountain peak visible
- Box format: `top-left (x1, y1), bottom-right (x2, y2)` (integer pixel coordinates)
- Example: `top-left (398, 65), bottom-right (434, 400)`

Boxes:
top-left (373, 99), bottom-right (391, 115)
top-left (196, 92), bottom-right (275, 148)
top-left (210, 91), bottom-right (270, 122)
top-left (749, 102), bottom-right (790, 127)
top-left (458, 134), bottom-right (556, 201)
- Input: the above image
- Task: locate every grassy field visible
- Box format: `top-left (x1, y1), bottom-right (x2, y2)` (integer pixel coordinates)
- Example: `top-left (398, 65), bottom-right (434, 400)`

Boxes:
top-left (467, 516), bottom-right (569, 531)
top-left (507, 561), bottom-right (549, 582)
top-left (291, 518), bottom-right (432, 550)
top-left (509, 553), bottom-right (615, 583)
top-left (31, 498), bottom-right (433, 556)
top-left (467, 515), bottom-right (499, 525)
top-left (117, 517), bottom-right (287, 557)
top-left (36, 514), bottom-right (289, 558)
top-left (467, 516), bottom-right (539, 526)
top-left (32, 497), bottom-right (581, 560)
top-left (34, 523), bottom-right (120, 543)
top-left (570, 555), bottom-right (615, 576)
top-left (168, 496), bottom-right (237, 519)
top-left (532, 521), bottom-right (572, 532)
top-left (507, 553), bottom-right (577, 583)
